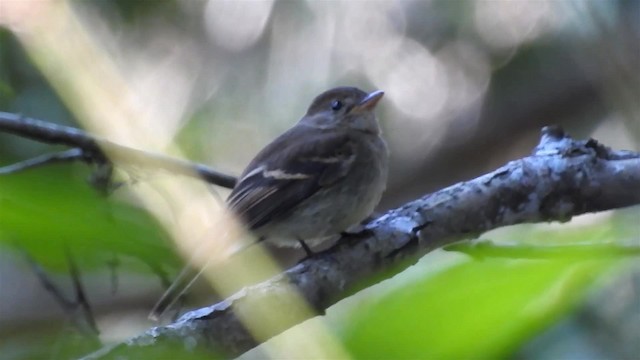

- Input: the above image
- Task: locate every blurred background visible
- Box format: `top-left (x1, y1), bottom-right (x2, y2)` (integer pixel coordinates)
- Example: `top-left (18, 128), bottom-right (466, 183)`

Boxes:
top-left (0, 0), bottom-right (638, 359)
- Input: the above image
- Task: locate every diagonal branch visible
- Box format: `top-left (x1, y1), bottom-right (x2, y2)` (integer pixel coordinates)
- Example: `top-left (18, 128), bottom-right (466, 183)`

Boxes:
top-left (81, 126), bottom-right (640, 359)
top-left (0, 112), bottom-right (237, 188)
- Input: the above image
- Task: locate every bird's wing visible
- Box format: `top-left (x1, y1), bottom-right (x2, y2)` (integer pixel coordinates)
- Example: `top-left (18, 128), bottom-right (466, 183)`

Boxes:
top-left (227, 126), bottom-right (356, 230)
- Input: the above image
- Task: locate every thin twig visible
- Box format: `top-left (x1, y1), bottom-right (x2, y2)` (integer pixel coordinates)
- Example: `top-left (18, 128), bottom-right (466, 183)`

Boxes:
top-left (106, 254), bottom-right (120, 295)
top-left (21, 248), bottom-right (99, 338)
top-left (0, 112), bottom-right (237, 188)
top-left (0, 148), bottom-right (85, 174)
top-left (65, 247), bottom-right (99, 335)
top-left (21, 249), bottom-right (76, 311)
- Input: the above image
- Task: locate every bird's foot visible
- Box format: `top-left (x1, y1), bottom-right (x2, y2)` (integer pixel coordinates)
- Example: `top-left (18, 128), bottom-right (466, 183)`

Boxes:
top-left (297, 238), bottom-right (316, 260)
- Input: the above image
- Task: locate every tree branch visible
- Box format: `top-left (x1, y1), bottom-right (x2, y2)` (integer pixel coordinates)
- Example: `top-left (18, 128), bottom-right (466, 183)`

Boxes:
top-left (0, 148), bottom-right (84, 174)
top-left (80, 126), bottom-right (640, 359)
top-left (0, 112), bottom-right (237, 188)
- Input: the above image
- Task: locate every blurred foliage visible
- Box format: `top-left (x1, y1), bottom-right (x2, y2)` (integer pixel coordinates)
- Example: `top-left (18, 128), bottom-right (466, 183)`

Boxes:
top-left (0, 29), bottom-right (72, 124)
top-left (1, 327), bottom-right (100, 360)
top-left (86, 0), bottom-right (181, 23)
top-left (485, 208), bottom-right (640, 248)
top-left (0, 164), bottom-right (178, 271)
top-left (2, 327), bottom-right (222, 360)
top-left (342, 257), bottom-right (614, 359)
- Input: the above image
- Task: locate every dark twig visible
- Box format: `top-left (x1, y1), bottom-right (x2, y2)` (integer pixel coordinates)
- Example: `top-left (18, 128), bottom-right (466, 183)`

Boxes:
top-left (143, 258), bottom-right (173, 289)
top-left (0, 112), bottom-right (237, 188)
top-left (106, 254), bottom-right (120, 295)
top-left (21, 248), bottom-right (99, 337)
top-left (65, 248), bottom-right (99, 335)
top-left (0, 148), bottom-right (84, 174)
top-left (82, 127), bottom-right (640, 359)
top-left (21, 249), bottom-right (76, 312)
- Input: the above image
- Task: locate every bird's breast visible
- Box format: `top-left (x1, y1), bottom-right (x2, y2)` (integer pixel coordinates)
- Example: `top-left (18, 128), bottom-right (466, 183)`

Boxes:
top-left (259, 134), bottom-right (388, 246)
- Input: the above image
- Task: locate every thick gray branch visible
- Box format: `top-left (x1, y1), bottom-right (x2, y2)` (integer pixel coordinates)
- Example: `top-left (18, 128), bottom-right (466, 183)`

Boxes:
top-left (0, 112), bottom-right (237, 188)
top-left (82, 126), bottom-right (640, 359)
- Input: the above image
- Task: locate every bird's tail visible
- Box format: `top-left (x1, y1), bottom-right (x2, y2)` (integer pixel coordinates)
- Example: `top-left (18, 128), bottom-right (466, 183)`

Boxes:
top-left (148, 236), bottom-right (257, 321)
top-left (148, 263), bottom-right (202, 321)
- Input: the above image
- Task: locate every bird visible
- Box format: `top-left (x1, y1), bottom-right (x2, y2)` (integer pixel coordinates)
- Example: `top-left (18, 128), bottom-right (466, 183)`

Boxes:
top-left (150, 86), bottom-right (388, 319)
top-left (227, 86), bottom-right (389, 253)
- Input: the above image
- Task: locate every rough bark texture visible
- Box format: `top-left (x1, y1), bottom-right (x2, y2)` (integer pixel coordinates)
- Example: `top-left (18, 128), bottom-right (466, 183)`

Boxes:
top-left (81, 126), bottom-right (640, 359)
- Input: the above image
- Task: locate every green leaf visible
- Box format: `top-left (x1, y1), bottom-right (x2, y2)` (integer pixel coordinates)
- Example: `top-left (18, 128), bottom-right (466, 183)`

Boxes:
top-left (0, 165), bottom-right (179, 272)
top-left (341, 257), bottom-right (614, 359)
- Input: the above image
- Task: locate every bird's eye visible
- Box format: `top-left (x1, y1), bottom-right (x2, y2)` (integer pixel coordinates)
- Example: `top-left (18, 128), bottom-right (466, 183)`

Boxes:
top-left (330, 99), bottom-right (343, 111)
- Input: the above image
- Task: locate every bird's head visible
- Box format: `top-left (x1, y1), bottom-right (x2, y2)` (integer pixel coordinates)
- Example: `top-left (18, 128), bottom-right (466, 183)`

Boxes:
top-left (299, 87), bottom-right (384, 134)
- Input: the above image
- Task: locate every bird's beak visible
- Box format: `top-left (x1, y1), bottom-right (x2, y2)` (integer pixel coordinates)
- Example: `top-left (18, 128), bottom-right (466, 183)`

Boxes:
top-left (351, 90), bottom-right (384, 113)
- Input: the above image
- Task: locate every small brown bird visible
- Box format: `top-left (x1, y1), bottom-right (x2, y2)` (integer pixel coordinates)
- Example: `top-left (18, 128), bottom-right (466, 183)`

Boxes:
top-left (150, 86), bottom-right (388, 319)
top-left (227, 86), bottom-right (389, 252)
